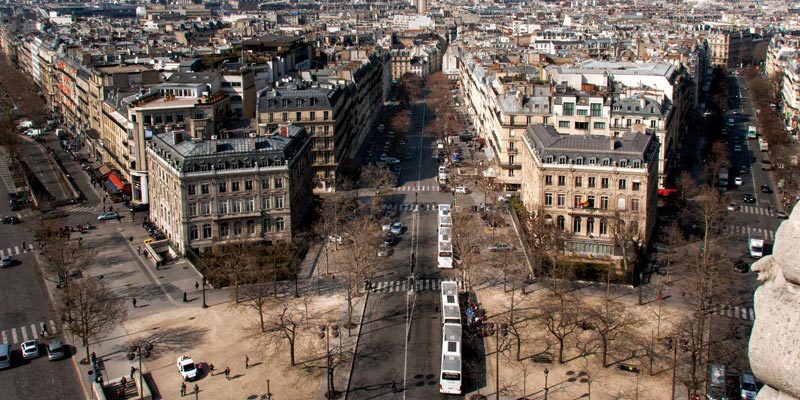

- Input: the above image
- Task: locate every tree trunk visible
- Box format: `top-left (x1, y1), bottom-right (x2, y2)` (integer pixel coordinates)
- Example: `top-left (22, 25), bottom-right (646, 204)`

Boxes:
top-left (557, 337), bottom-right (564, 364)
top-left (288, 336), bottom-right (296, 366)
top-left (259, 308), bottom-right (265, 333)
top-left (601, 338), bottom-right (608, 367)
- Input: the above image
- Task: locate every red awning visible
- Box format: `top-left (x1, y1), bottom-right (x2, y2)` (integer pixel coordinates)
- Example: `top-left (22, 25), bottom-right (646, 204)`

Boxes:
top-left (108, 173), bottom-right (124, 190)
top-left (658, 188), bottom-right (679, 197)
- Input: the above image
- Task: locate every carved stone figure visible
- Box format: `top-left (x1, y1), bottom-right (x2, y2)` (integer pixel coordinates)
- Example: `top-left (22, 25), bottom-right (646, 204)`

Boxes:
top-left (749, 206), bottom-right (800, 400)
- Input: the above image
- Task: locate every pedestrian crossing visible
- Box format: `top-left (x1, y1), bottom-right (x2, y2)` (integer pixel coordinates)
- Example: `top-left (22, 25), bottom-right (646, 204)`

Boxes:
top-left (736, 205), bottom-right (774, 216)
top-left (725, 225), bottom-right (775, 241)
top-left (1, 320), bottom-right (59, 345)
top-left (369, 279), bottom-right (462, 294)
top-left (393, 185), bottom-right (439, 192)
top-left (0, 244), bottom-right (34, 257)
top-left (65, 204), bottom-right (102, 213)
top-left (709, 305), bottom-right (755, 321)
top-left (384, 202), bottom-right (442, 212)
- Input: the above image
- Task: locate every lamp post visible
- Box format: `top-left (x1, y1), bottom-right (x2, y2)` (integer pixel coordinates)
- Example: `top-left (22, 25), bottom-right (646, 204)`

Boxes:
top-left (126, 341), bottom-right (153, 400)
top-left (544, 368), bottom-right (549, 400)
top-left (319, 323), bottom-right (340, 399)
top-left (483, 320), bottom-right (508, 400)
top-left (201, 277), bottom-right (208, 308)
top-left (664, 334), bottom-right (689, 400)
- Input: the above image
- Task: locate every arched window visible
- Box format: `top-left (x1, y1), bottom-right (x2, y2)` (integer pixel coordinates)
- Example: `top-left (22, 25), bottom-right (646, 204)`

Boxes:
top-left (202, 223), bottom-right (212, 239)
top-left (263, 218), bottom-right (272, 233)
top-left (573, 216), bottom-right (582, 233)
top-left (599, 219), bottom-right (608, 236)
top-left (275, 217), bottom-right (285, 232)
top-left (234, 221), bottom-right (242, 236)
top-left (219, 222), bottom-right (229, 237)
top-left (190, 225), bottom-right (199, 240)
top-left (556, 216), bottom-right (565, 231)
top-left (247, 220), bottom-right (256, 235)
top-left (586, 217), bottom-right (595, 235)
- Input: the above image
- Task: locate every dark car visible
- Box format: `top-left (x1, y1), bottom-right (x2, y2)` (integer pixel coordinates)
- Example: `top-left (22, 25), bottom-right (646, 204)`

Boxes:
top-left (384, 232), bottom-right (395, 246)
top-left (760, 185), bottom-right (772, 193)
top-left (743, 193), bottom-right (756, 203)
top-left (9, 200), bottom-right (20, 211)
top-left (2, 216), bottom-right (20, 224)
top-left (130, 203), bottom-right (150, 213)
top-left (734, 258), bottom-right (750, 273)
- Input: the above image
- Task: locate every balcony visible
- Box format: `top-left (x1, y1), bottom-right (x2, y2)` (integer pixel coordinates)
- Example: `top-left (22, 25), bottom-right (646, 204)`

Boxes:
top-left (506, 147), bottom-right (518, 155)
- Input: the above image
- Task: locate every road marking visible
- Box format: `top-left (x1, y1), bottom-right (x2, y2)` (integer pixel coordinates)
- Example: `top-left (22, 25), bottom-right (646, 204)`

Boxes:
top-left (11, 328), bottom-right (17, 343)
top-left (1, 330), bottom-right (6, 344)
top-left (30, 324), bottom-right (38, 339)
top-left (20, 326), bottom-right (27, 342)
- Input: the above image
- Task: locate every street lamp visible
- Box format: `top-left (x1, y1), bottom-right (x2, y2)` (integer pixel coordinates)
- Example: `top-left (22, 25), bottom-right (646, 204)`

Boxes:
top-left (544, 368), bottom-right (549, 400)
top-left (126, 341), bottom-right (153, 400)
top-left (483, 320), bottom-right (508, 400)
top-left (319, 324), bottom-right (340, 399)
top-left (201, 277), bottom-right (208, 308)
top-left (664, 334), bottom-right (689, 400)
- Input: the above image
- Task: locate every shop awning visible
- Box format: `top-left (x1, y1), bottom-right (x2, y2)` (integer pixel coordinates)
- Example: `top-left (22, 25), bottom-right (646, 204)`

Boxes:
top-left (104, 173), bottom-right (124, 194)
top-left (104, 179), bottom-right (120, 194)
top-left (95, 165), bottom-right (112, 178)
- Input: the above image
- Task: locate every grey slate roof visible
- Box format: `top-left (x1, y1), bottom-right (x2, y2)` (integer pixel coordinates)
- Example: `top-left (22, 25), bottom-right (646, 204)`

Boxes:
top-left (527, 124), bottom-right (656, 164)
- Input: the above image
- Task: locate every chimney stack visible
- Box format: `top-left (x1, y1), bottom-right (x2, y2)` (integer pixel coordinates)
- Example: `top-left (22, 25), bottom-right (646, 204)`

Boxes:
top-left (610, 136), bottom-right (616, 150)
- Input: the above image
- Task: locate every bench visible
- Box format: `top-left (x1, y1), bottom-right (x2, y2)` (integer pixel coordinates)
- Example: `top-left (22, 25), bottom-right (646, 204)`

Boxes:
top-left (531, 355), bottom-right (553, 364)
top-left (618, 364), bottom-right (640, 374)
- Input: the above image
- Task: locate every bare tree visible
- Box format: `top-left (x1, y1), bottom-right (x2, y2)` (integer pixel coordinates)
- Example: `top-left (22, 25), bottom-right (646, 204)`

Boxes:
top-left (58, 278), bottom-right (127, 363)
top-left (335, 213), bottom-right (381, 331)
top-left (252, 295), bottom-right (312, 367)
top-left (585, 298), bottom-right (640, 367)
top-left (238, 271), bottom-right (273, 332)
top-left (609, 209), bottom-right (642, 279)
top-left (450, 210), bottom-right (484, 292)
top-left (539, 260), bottom-right (579, 363)
top-left (40, 231), bottom-right (94, 290)
top-left (203, 239), bottom-right (254, 303)
top-left (360, 164), bottom-right (396, 196)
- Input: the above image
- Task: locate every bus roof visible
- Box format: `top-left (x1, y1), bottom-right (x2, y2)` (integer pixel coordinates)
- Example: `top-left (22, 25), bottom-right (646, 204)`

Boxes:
top-left (439, 215), bottom-right (452, 227)
top-left (441, 354), bottom-right (462, 372)
top-left (443, 305), bottom-right (461, 324)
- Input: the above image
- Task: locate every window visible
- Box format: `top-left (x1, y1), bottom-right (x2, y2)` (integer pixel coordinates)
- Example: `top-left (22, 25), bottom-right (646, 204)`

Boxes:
top-left (323, 111), bottom-right (329, 120)
top-left (599, 219), bottom-right (608, 235)
top-left (219, 182), bottom-right (227, 193)
top-left (559, 121), bottom-right (570, 128)
top-left (310, 112), bottom-right (316, 121)
top-left (632, 181), bottom-right (641, 191)
top-left (558, 176), bottom-right (566, 186)
top-left (187, 184), bottom-right (196, 195)
top-left (631, 198), bottom-right (640, 211)
top-left (218, 200), bottom-right (228, 214)
top-left (618, 198), bottom-right (627, 210)
top-left (573, 216), bottom-right (582, 233)
top-left (575, 122), bottom-right (589, 130)
top-left (244, 198), bottom-right (254, 212)
top-left (545, 175), bottom-right (553, 185)
top-left (574, 195), bottom-right (583, 207)
top-left (202, 224), bottom-right (212, 239)
top-left (263, 218), bottom-right (272, 233)
top-left (575, 177), bottom-right (582, 187)
top-left (234, 221), bottom-right (242, 236)
top-left (220, 222), bottom-right (229, 237)
top-left (262, 196), bottom-right (272, 209)
top-left (601, 178), bottom-right (609, 189)
top-left (591, 103), bottom-right (602, 117)
top-left (201, 184), bottom-right (210, 194)
top-left (593, 122), bottom-right (606, 129)
top-left (564, 102), bottom-right (575, 116)
top-left (154, 115), bottom-right (163, 124)
top-left (201, 201), bottom-right (211, 215)
top-left (577, 108), bottom-right (588, 116)
top-left (187, 203), bottom-right (197, 216)
top-left (190, 225), bottom-right (199, 240)
top-left (557, 216), bottom-right (565, 230)
top-left (558, 156), bottom-right (567, 164)
top-left (545, 193), bottom-right (553, 206)
top-left (587, 217), bottom-right (595, 235)
top-left (600, 196), bottom-right (609, 210)
top-left (275, 195), bottom-right (284, 209)
top-left (231, 199), bottom-right (241, 213)
top-left (274, 178), bottom-right (283, 189)
top-left (275, 217), bottom-right (285, 231)
top-left (588, 177), bottom-right (596, 188)
top-left (245, 180), bottom-right (253, 191)
top-left (261, 179), bottom-right (270, 190)
top-left (618, 179), bottom-right (627, 190)
top-left (557, 194), bottom-right (565, 206)
top-left (165, 114), bottom-right (174, 123)
top-left (176, 113), bottom-right (184, 122)
top-left (587, 195), bottom-right (595, 208)
top-left (268, 113), bottom-right (274, 123)
top-left (247, 220), bottom-right (256, 234)
top-left (282, 112), bottom-right (288, 122)
top-left (296, 112), bottom-right (302, 121)
top-left (231, 181), bottom-right (240, 192)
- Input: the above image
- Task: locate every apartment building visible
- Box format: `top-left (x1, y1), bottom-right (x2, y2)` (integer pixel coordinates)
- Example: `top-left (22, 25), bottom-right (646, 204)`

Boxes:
top-left (783, 60), bottom-right (800, 134)
top-left (146, 124), bottom-right (313, 255)
top-left (520, 124), bottom-right (658, 268)
top-left (551, 92), bottom-right (611, 136)
top-left (766, 34), bottom-right (799, 80)
top-left (610, 94), bottom-right (670, 187)
top-left (707, 28), bottom-right (765, 69)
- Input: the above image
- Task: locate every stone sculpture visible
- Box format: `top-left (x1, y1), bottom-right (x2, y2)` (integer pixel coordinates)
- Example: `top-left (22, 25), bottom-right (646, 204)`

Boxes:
top-left (749, 205), bottom-right (800, 400)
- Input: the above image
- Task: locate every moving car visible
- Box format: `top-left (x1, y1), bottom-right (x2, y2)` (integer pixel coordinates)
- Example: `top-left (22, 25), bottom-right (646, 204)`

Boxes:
top-left (734, 177), bottom-right (743, 186)
top-left (21, 340), bottom-right (39, 359)
top-left (727, 203), bottom-right (738, 211)
top-left (734, 258), bottom-right (750, 273)
top-left (739, 166), bottom-right (749, 174)
top-left (454, 186), bottom-right (469, 194)
top-left (775, 210), bottom-right (788, 219)
top-left (760, 185), bottom-right (772, 193)
top-left (97, 211), bottom-right (119, 221)
top-left (177, 355), bottom-right (198, 381)
top-left (1, 256), bottom-right (11, 267)
top-left (733, 144), bottom-right (742, 152)
top-left (743, 193), bottom-right (756, 203)
top-left (740, 373), bottom-right (758, 400)
top-left (488, 243), bottom-right (512, 252)
top-left (1, 216), bottom-right (19, 224)
top-left (41, 210), bottom-right (68, 220)
top-left (46, 341), bottom-right (65, 361)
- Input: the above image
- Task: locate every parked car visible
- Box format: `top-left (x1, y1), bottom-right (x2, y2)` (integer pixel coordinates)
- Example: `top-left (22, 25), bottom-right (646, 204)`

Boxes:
top-left (41, 210), bottom-right (68, 220)
top-left (497, 194), bottom-right (513, 203)
top-left (390, 222), bottom-right (403, 235)
top-left (2, 216), bottom-right (19, 224)
top-left (387, 157), bottom-right (401, 165)
top-left (177, 355), bottom-right (198, 380)
top-left (455, 186), bottom-right (469, 194)
top-left (97, 211), bottom-right (119, 221)
top-left (734, 177), bottom-right (743, 186)
top-left (740, 166), bottom-right (750, 174)
top-left (743, 193), bottom-right (756, 203)
top-left (46, 341), bottom-right (65, 361)
top-left (760, 185), bottom-right (772, 193)
top-left (775, 210), bottom-right (789, 219)
top-left (20, 340), bottom-right (39, 359)
top-left (734, 258), bottom-right (750, 273)
top-left (488, 243), bottom-right (512, 252)
top-left (130, 204), bottom-right (150, 213)
top-left (733, 144), bottom-right (742, 152)
top-left (377, 244), bottom-right (392, 257)
top-left (384, 232), bottom-right (395, 246)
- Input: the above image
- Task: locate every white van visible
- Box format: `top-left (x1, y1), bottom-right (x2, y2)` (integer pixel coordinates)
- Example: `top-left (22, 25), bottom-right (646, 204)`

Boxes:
top-left (740, 373), bottom-right (758, 400)
top-left (0, 344), bottom-right (10, 369)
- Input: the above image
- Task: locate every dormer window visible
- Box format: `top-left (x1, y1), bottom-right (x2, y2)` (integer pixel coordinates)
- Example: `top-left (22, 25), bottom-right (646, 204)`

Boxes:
top-left (545, 155), bottom-right (554, 163)
top-left (558, 156), bottom-right (567, 164)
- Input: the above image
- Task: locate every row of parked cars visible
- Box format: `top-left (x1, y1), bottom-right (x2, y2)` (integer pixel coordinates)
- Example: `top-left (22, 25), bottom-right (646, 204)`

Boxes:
top-left (0, 340), bottom-right (65, 369)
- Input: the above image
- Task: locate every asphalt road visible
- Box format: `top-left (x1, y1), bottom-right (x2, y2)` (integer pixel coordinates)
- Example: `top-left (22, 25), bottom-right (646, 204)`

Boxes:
top-left (0, 171), bottom-right (84, 399)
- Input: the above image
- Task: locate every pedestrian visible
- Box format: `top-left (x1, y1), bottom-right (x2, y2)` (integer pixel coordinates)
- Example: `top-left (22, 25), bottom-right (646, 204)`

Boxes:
top-left (22, 241), bottom-right (26, 250)
top-left (91, 352), bottom-right (97, 365)
top-left (130, 366), bottom-right (136, 380)
top-left (132, 297), bottom-right (137, 308)
top-left (245, 354), bottom-right (249, 369)
top-left (120, 376), bottom-right (127, 387)
top-left (181, 382), bottom-right (186, 397)
top-left (137, 246), bottom-right (141, 255)
top-left (391, 380), bottom-right (397, 392)
top-left (41, 322), bottom-right (48, 337)
top-left (183, 291), bottom-right (188, 302)
top-left (209, 364), bottom-right (215, 374)
top-left (116, 215), bottom-right (121, 223)
top-left (195, 281), bottom-right (199, 290)
top-left (224, 366), bottom-right (230, 380)
top-left (194, 384), bottom-right (199, 394)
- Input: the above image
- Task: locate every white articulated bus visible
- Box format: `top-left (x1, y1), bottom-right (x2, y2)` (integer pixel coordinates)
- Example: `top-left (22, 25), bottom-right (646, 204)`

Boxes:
top-left (438, 240), bottom-right (453, 269)
top-left (439, 281), bottom-right (462, 395)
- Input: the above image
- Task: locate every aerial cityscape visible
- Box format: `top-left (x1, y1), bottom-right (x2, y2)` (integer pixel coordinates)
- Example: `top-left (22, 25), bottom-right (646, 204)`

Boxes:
top-left (0, 0), bottom-right (798, 399)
